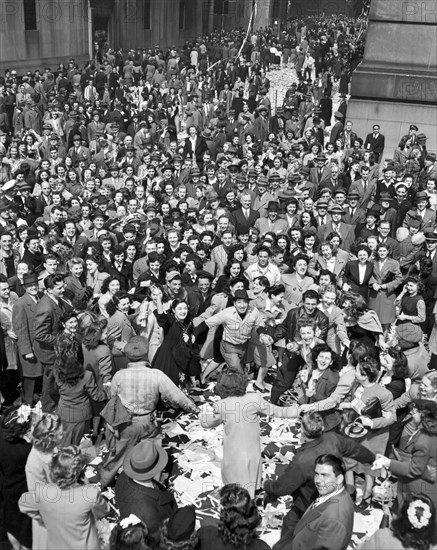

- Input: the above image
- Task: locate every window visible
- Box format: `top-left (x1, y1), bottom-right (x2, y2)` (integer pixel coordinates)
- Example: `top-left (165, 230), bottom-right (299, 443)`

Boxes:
top-left (23, 0), bottom-right (37, 30)
top-left (179, 0), bottom-right (186, 29)
top-left (143, 0), bottom-right (151, 29)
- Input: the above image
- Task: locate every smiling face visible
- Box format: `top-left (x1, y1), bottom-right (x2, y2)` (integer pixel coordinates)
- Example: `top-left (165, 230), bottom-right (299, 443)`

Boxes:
top-left (173, 301), bottom-right (188, 320)
top-left (316, 351), bottom-right (333, 371)
top-left (314, 463), bottom-right (342, 497)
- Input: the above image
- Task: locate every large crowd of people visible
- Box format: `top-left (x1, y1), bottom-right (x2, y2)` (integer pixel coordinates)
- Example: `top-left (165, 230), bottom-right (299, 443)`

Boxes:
top-left (0, 12), bottom-right (436, 550)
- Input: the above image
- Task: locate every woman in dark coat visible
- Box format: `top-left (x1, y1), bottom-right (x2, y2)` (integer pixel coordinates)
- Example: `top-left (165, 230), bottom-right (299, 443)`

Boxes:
top-left (0, 406), bottom-right (33, 550)
top-left (375, 398), bottom-right (437, 525)
top-left (153, 292), bottom-right (200, 387)
top-left (297, 343), bottom-right (342, 431)
top-left (342, 244), bottom-right (373, 301)
top-left (368, 243), bottom-right (403, 331)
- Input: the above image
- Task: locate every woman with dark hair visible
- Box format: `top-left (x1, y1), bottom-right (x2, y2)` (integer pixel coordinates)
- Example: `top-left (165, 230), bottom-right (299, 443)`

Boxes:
top-left (341, 358), bottom-right (396, 508)
top-left (25, 413), bottom-right (64, 550)
top-left (414, 257), bottom-right (437, 337)
top-left (0, 406), bottom-right (32, 550)
top-left (153, 290), bottom-right (200, 387)
top-left (282, 199), bottom-right (300, 230)
top-left (295, 343), bottom-right (342, 431)
top-left (215, 260), bottom-right (244, 292)
top-left (342, 244), bottom-right (374, 300)
top-left (106, 291), bottom-right (136, 366)
top-left (379, 347), bottom-right (410, 451)
top-left (200, 369), bottom-right (297, 497)
top-left (110, 515), bottom-right (152, 550)
top-left (281, 253), bottom-right (314, 307)
top-left (356, 493), bottom-right (436, 550)
top-left (395, 277), bottom-right (426, 326)
top-left (227, 243), bottom-right (248, 266)
top-left (20, 446), bottom-right (110, 550)
top-left (375, 398), bottom-right (437, 528)
top-left (82, 318), bottom-right (114, 440)
top-left (299, 340), bottom-right (366, 421)
top-left (197, 484), bottom-right (270, 549)
top-left (98, 276), bottom-right (121, 318)
top-left (54, 353), bottom-right (106, 446)
top-left (299, 210), bottom-right (318, 233)
top-left (368, 242), bottom-right (403, 332)
top-left (85, 253), bottom-right (109, 298)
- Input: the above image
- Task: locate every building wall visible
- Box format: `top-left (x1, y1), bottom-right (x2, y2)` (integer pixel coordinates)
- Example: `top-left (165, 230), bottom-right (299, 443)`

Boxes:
top-left (108, 0), bottom-right (205, 50)
top-left (0, 0), bottom-right (90, 72)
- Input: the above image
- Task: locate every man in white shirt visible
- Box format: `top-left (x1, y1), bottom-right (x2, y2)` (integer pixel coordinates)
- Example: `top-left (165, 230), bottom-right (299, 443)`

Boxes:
top-left (245, 246), bottom-right (281, 288)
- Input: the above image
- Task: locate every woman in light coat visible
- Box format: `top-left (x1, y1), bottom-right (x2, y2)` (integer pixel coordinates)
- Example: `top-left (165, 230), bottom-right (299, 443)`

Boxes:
top-left (200, 369), bottom-right (298, 497)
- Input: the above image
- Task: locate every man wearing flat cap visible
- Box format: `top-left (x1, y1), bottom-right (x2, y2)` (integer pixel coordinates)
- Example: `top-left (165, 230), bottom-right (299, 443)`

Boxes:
top-left (100, 335), bottom-right (198, 487)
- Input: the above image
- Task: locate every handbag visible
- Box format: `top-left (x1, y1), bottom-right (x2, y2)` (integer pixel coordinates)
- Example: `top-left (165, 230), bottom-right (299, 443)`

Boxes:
top-left (392, 446), bottom-right (436, 483)
top-left (361, 396), bottom-right (382, 419)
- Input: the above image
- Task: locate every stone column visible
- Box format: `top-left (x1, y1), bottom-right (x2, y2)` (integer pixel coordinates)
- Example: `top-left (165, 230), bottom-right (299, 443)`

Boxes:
top-left (347, 0), bottom-right (437, 159)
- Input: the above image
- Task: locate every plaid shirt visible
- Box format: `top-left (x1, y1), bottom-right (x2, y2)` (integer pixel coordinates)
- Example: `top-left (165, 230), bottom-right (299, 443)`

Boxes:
top-left (111, 362), bottom-right (196, 415)
top-left (205, 306), bottom-right (265, 345)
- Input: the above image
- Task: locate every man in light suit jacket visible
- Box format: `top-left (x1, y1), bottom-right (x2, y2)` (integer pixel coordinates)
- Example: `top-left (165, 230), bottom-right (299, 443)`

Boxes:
top-left (287, 454), bottom-right (354, 550)
top-left (318, 205), bottom-right (355, 252)
top-left (255, 201), bottom-right (288, 235)
top-left (34, 273), bottom-right (69, 412)
top-left (252, 176), bottom-right (279, 218)
top-left (404, 190), bottom-right (436, 232)
top-left (348, 165), bottom-right (376, 210)
top-left (12, 273), bottom-right (42, 405)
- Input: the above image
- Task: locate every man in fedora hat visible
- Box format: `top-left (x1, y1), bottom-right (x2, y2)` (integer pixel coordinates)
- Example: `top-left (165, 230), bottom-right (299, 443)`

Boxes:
top-left (310, 154), bottom-right (332, 187)
top-left (101, 335), bottom-right (198, 487)
top-left (253, 175), bottom-right (279, 218)
top-left (12, 272), bottom-right (42, 405)
top-left (318, 204), bottom-right (355, 252)
top-left (255, 201), bottom-right (288, 235)
top-left (405, 190), bottom-right (436, 231)
top-left (115, 439), bottom-right (176, 547)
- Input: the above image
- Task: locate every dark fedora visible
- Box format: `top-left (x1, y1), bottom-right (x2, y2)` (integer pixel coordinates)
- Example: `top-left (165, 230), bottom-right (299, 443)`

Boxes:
top-left (267, 201), bottom-right (280, 212)
top-left (233, 289), bottom-right (249, 302)
top-left (21, 273), bottom-right (39, 286)
top-left (123, 440), bottom-right (168, 482)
